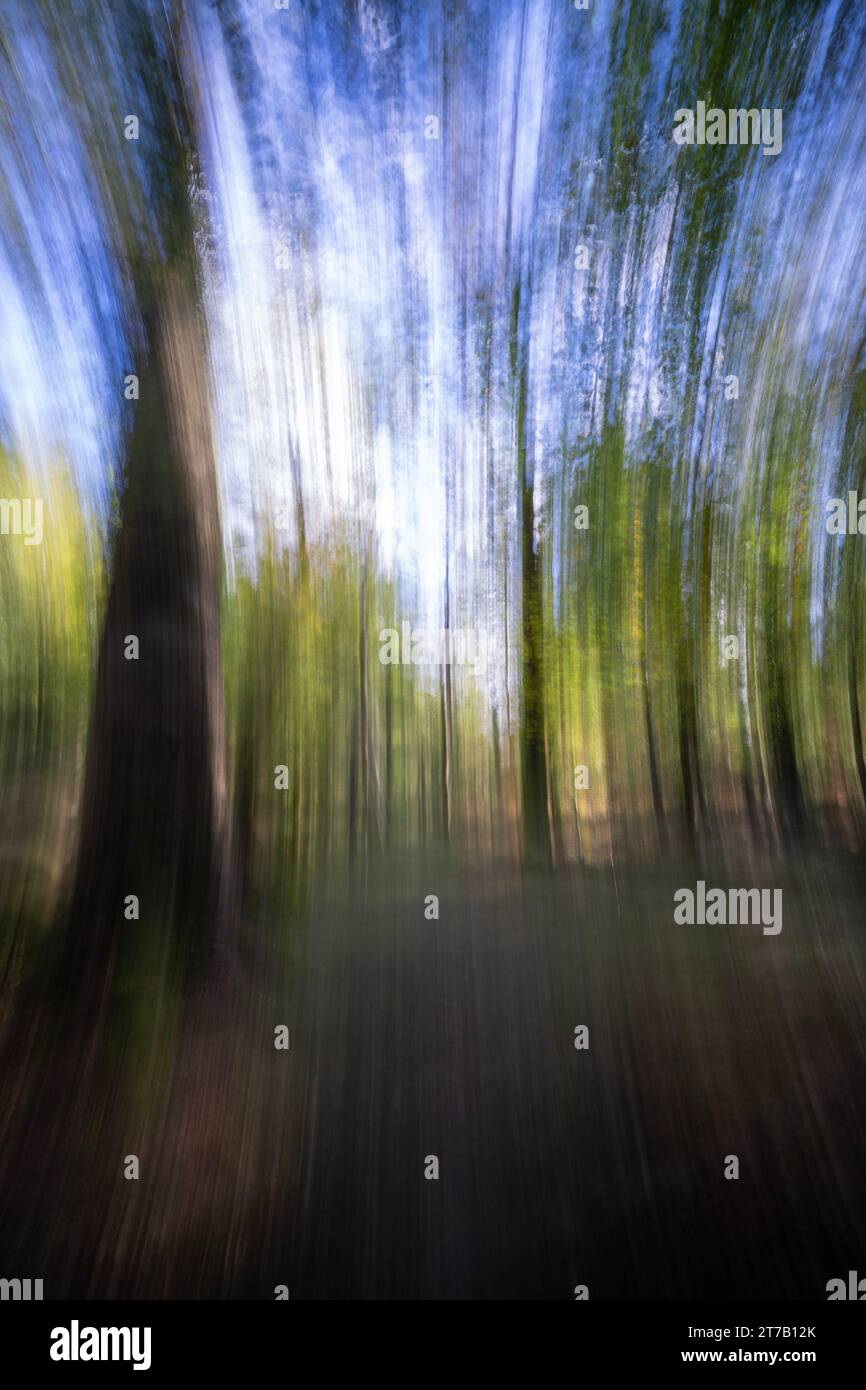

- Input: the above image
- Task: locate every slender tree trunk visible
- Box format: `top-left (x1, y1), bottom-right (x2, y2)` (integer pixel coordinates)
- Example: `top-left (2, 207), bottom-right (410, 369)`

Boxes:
top-left (518, 356), bottom-right (551, 869)
top-left (642, 611), bottom-right (666, 844)
top-left (440, 552), bottom-right (453, 841)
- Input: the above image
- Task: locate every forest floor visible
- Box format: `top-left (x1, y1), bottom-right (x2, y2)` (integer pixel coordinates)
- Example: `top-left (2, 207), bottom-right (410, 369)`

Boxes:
top-left (1, 842), bottom-right (866, 1299)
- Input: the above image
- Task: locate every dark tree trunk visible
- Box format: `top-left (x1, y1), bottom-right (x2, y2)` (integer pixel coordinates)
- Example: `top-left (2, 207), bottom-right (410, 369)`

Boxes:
top-left (517, 355), bottom-right (551, 869)
top-left (61, 272), bottom-right (233, 1015)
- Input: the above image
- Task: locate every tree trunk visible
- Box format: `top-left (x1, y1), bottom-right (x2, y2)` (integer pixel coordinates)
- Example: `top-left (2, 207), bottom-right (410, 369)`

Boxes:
top-left (62, 270), bottom-right (233, 1013)
top-left (518, 356), bottom-right (551, 869)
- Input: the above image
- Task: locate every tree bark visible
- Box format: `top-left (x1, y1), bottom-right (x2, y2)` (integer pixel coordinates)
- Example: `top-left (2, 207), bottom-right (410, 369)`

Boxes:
top-left (62, 271), bottom-right (233, 1013)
